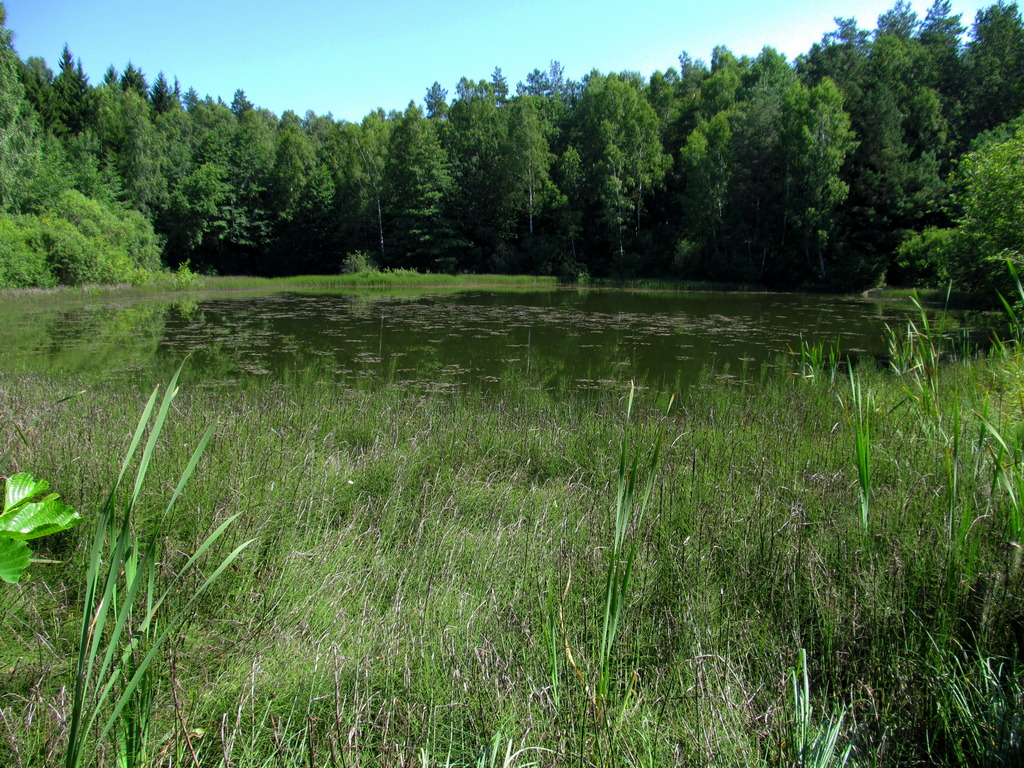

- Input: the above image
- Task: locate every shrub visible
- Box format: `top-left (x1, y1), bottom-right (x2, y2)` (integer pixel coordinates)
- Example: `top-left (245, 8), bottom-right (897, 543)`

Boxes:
top-left (172, 259), bottom-right (203, 290)
top-left (340, 251), bottom-right (376, 274)
top-left (893, 227), bottom-right (955, 287)
top-left (944, 128), bottom-right (1024, 297)
top-left (0, 215), bottom-right (55, 288)
top-left (46, 190), bottom-right (161, 280)
top-left (34, 215), bottom-right (112, 286)
top-left (0, 190), bottom-right (166, 287)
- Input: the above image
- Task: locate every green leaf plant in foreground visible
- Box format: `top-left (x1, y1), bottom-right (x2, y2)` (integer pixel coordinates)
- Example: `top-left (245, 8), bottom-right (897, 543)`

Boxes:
top-left (65, 362), bottom-right (255, 768)
top-left (788, 648), bottom-right (853, 767)
top-left (596, 384), bottom-right (672, 720)
top-left (0, 472), bottom-right (81, 583)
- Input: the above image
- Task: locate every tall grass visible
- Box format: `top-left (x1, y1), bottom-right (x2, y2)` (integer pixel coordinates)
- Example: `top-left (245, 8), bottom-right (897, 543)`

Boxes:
top-left (3, 298), bottom-right (1024, 764)
top-left (597, 385), bottom-right (669, 703)
top-left (192, 271), bottom-right (559, 292)
top-left (565, 382), bottom-right (674, 763)
top-left (0, 271), bottom-right (559, 302)
top-left (787, 649), bottom-right (852, 768)
top-left (64, 364), bottom-right (253, 768)
top-left (844, 366), bottom-right (873, 534)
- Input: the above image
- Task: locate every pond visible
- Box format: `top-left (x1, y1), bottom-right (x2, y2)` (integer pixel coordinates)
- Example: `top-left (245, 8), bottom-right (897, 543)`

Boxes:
top-left (0, 287), bottom-right (979, 391)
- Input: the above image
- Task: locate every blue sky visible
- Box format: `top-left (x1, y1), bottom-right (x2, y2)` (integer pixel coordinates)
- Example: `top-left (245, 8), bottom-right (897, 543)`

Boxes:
top-left (6, 0), bottom-right (991, 122)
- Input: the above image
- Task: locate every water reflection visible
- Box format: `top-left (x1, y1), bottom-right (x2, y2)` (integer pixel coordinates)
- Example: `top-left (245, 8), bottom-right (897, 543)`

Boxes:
top-left (0, 289), bottom-right (981, 390)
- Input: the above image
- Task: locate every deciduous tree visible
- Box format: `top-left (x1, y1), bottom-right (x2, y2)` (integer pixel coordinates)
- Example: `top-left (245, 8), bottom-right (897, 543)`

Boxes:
top-left (0, 5), bottom-right (42, 213)
top-left (574, 72), bottom-right (670, 272)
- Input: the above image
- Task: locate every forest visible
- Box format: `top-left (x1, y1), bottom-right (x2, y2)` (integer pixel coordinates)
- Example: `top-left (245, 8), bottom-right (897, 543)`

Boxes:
top-left (2, 0), bottom-right (1024, 294)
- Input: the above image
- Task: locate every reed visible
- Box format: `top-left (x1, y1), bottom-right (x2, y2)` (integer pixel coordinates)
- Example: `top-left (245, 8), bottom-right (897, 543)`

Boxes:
top-left (791, 336), bottom-right (841, 384)
top-left (64, 364), bottom-right (253, 768)
top-left (596, 385), bottom-right (669, 704)
top-left (885, 293), bottom-right (945, 425)
top-left (843, 366), bottom-right (873, 534)
top-left (786, 649), bottom-right (852, 768)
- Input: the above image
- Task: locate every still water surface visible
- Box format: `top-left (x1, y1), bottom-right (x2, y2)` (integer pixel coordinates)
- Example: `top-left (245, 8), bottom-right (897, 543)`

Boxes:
top-left (0, 288), bottom-right (973, 390)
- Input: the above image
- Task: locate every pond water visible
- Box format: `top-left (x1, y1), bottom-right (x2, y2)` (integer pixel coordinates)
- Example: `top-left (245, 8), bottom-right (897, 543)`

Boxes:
top-left (0, 288), bottom-right (978, 390)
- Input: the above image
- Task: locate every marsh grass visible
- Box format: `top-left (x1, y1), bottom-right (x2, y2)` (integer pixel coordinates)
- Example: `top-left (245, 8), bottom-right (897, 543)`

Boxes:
top-left (582, 277), bottom-right (765, 292)
top-left (178, 272), bottom-right (558, 294)
top-left (791, 336), bottom-right (842, 384)
top-left (787, 649), bottom-right (852, 768)
top-left (0, 272), bottom-right (559, 303)
top-left (2, 321), bottom-right (1024, 764)
top-left (64, 364), bottom-right (253, 768)
top-left (843, 367), bottom-right (873, 534)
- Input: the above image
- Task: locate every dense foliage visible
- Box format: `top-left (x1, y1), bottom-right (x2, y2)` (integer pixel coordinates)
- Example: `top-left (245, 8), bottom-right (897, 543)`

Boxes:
top-left (5, 1), bottom-right (1024, 291)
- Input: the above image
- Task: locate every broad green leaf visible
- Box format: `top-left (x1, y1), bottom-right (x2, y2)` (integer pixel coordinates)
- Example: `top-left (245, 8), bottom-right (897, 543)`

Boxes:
top-left (0, 473), bottom-right (81, 540)
top-left (1, 496), bottom-right (81, 540)
top-left (4, 472), bottom-right (51, 514)
top-left (0, 537), bottom-right (30, 583)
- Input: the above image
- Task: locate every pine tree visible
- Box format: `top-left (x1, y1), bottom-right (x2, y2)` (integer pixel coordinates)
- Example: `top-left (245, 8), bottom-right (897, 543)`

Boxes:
top-left (964, 1), bottom-right (1024, 135)
top-left (424, 81), bottom-right (448, 120)
top-left (120, 61), bottom-right (148, 97)
top-left (491, 67), bottom-right (509, 106)
top-left (230, 89), bottom-right (253, 117)
top-left (0, 3), bottom-right (43, 212)
top-left (150, 72), bottom-right (179, 114)
top-left (52, 44), bottom-right (93, 135)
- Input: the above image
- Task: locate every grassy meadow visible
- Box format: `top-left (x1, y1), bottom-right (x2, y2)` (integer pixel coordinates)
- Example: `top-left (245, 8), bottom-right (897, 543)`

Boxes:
top-left (0, 270), bottom-right (561, 301)
top-left (2, 306), bottom-right (1024, 766)
top-left (0, 268), bottom-right (776, 303)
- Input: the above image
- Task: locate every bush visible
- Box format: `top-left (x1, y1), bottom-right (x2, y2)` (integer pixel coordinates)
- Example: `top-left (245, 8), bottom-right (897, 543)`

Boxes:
top-left (671, 238), bottom-right (701, 277)
top-left (0, 190), bottom-right (166, 288)
top-left (172, 259), bottom-right (203, 290)
top-left (46, 190), bottom-right (161, 280)
top-left (35, 216), bottom-right (104, 285)
top-left (340, 251), bottom-right (376, 274)
top-left (0, 215), bottom-right (55, 288)
top-left (893, 227), bottom-right (955, 287)
top-left (945, 128), bottom-right (1024, 297)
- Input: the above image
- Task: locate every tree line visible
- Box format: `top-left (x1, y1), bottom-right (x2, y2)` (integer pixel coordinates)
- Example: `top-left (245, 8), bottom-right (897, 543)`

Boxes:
top-left (1, 0), bottom-right (1024, 294)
